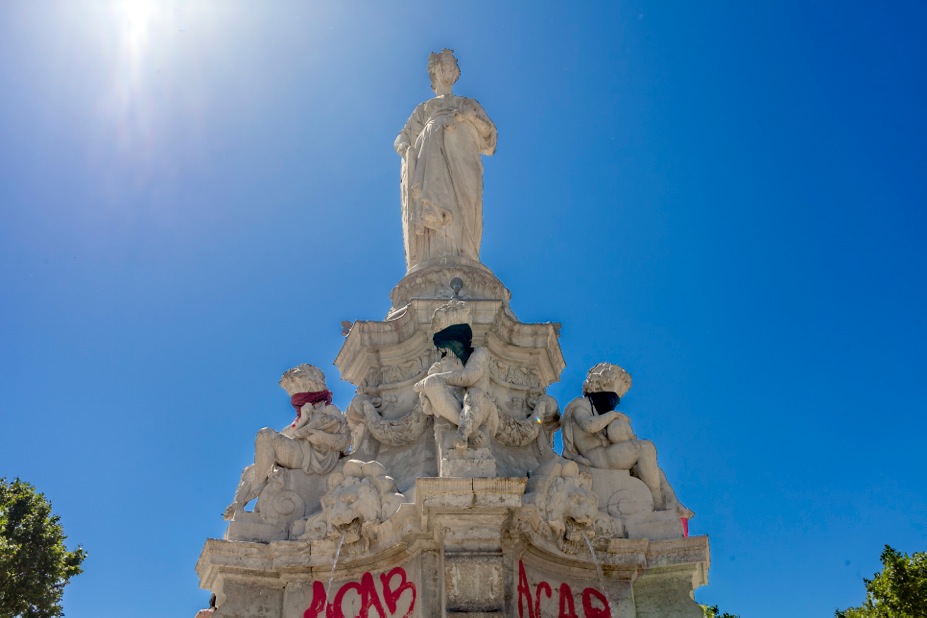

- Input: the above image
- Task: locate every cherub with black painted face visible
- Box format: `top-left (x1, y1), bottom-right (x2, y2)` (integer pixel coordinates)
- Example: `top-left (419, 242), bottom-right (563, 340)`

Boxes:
top-left (562, 363), bottom-right (690, 517)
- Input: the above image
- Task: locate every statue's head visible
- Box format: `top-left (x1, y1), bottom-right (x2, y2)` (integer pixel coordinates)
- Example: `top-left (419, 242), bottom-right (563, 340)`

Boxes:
top-left (582, 363), bottom-right (632, 412)
top-left (428, 48), bottom-right (460, 94)
top-left (279, 364), bottom-right (327, 396)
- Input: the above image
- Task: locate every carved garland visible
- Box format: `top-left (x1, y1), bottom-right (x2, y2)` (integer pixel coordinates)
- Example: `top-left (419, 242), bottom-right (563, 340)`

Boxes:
top-left (363, 401), bottom-right (431, 447)
top-left (489, 358), bottom-right (542, 389)
top-left (363, 351), bottom-right (436, 389)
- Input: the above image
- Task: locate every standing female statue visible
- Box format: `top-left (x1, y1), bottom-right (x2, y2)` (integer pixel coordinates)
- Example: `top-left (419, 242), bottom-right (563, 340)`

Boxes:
top-left (395, 49), bottom-right (497, 272)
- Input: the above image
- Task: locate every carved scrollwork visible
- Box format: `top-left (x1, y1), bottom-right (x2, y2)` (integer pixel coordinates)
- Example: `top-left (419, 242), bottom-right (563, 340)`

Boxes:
top-left (262, 489), bottom-right (305, 523)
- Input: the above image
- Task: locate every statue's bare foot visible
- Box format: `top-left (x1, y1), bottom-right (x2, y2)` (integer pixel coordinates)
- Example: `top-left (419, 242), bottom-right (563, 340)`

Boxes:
top-left (470, 430), bottom-right (488, 449)
top-left (222, 502), bottom-right (240, 521)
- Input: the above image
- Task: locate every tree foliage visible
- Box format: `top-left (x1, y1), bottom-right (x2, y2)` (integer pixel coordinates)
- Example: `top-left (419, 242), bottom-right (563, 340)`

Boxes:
top-left (0, 478), bottom-right (86, 618)
top-left (836, 545), bottom-right (927, 618)
top-left (701, 604), bottom-right (739, 618)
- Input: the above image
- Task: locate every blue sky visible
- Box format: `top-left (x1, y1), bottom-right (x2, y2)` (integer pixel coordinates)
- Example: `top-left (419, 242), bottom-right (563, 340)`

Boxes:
top-left (1, 2), bottom-right (925, 616)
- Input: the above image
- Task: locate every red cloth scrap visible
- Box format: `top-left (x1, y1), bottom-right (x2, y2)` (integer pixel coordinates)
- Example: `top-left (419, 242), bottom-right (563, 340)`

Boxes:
top-left (289, 390), bottom-right (333, 426)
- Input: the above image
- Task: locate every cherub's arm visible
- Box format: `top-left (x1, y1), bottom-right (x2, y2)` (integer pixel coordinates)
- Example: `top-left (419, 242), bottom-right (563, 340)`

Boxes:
top-left (302, 429), bottom-right (349, 451)
top-left (294, 408), bottom-right (350, 450)
top-left (570, 399), bottom-right (622, 435)
top-left (280, 404), bottom-right (314, 437)
top-left (610, 411), bottom-right (631, 425)
top-left (442, 347), bottom-right (489, 387)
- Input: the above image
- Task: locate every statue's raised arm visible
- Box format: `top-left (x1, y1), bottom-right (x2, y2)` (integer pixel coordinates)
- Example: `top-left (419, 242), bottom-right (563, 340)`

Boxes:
top-left (395, 49), bottom-right (497, 272)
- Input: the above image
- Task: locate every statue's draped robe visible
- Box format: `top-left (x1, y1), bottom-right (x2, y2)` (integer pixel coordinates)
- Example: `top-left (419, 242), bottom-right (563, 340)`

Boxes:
top-left (396, 95), bottom-right (496, 271)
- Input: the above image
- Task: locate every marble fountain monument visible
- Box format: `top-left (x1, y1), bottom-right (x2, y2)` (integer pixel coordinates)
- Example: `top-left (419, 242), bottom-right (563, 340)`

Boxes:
top-left (196, 49), bottom-right (710, 618)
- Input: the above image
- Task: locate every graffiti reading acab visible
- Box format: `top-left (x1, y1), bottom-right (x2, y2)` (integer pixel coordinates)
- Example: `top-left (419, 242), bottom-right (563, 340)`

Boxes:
top-left (304, 566), bottom-right (415, 618)
top-left (517, 560), bottom-right (611, 618)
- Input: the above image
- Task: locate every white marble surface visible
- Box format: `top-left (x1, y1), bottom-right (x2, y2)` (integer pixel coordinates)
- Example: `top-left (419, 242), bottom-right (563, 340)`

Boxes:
top-left (395, 49), bottom-right (496, 272)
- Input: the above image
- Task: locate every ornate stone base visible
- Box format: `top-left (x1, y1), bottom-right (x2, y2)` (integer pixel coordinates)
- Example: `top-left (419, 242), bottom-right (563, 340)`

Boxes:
top-left (224, 467), bottom-right (333, 543)
top-left (198, 477), bottom-right (709, 617)
top-left (436, 420), bottom-right (497, 478)
top-left (440, 448), bottom-right (496, 478)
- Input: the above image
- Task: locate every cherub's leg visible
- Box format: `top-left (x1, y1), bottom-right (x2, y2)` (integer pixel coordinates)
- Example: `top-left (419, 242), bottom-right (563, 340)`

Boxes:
top-left (253, 427), bottom-right (279, 483)
top-left (458, 389), bottom-right (489, 448)
top-left (455, 405), bottom-right (472, 449)
top-left (223, 428), bottom-right (284, 519)
top-left (223, 464), bottom-right (256, 520)
top-left (605, 418), bottom-right (635, 443)
top-left (659, 469), bottom-right (693, 518)
top-left (421, 375), bottom-right (462, 425)
top-left (630, 440), bottom-right (665, 510)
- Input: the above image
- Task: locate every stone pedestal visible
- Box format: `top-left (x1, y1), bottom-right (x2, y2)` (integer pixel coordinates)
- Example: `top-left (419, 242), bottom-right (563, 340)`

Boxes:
top-left (198, 477), bottom-right (709, 617)
top-left (436, 419), bottom-right (497, 478)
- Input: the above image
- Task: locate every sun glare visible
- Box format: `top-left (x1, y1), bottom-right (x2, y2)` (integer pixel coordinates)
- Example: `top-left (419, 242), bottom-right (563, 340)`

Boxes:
top-left (95, 0), bottom-right (229, 200)
top-left (118, 0), bottom-right (157, 64)
top-left (99, 0), bottom-right (170, 192)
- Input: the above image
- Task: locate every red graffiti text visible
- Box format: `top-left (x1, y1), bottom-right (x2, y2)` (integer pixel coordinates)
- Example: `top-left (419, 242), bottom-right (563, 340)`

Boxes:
top-left (304, 566), bottom-right (416, 618)
top-left (517, 560), bottom-right (611, 618)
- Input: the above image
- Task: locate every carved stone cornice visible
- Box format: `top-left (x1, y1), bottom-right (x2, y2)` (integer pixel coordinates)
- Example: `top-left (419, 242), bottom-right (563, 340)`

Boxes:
top-left (335, 298), bottom-right (564, 391)
top-left (388, 261), bottom-right (512, 313)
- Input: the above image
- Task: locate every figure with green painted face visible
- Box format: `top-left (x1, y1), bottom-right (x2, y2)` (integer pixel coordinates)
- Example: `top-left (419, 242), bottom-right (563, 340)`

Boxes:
top-left (414, 301), bottom-right (498, 449)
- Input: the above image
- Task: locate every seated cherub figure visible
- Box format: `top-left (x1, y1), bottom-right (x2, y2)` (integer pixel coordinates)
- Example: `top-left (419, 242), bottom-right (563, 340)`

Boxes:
top-left (562, 363), bottom-right (688, 515)
top-left (414, 301), bottom-right (498, 449)
top-left (223, 365), bottom-right (350, 520)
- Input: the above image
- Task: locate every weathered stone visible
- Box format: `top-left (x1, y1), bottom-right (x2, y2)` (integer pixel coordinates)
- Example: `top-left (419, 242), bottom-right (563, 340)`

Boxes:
top-left (199, 477), bottom-right (708, 616)
top-left (563, 363), bottom-right (693, 523)
top-left (213, 580), bottom-right (282, 618)
top-left (445, 554), bottom-right (505, 612)
top-left (196, 50), bottom-right (709, 617)
top-left (223, 366), bottom-right (350, 541)
top-left (395, 49), bottom-right (496, 273)
top-left (633, 568), bottom-right (706, 617)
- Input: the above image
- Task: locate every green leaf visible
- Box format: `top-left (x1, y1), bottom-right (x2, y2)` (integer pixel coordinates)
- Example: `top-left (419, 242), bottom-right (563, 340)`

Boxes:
top-left (0, 478), bottom-right (86, 618)
top-left (836, 545), bottom-right (927, 618)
